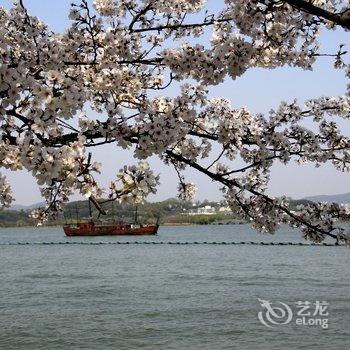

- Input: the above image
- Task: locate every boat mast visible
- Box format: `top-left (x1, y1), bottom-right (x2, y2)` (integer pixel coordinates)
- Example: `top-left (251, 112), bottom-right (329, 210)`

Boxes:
top-left (75, 204), bottom-right (79, 224)
top-left (88, 199), bottom-right (92, 219)
top-left (112, 201), bottom-right (116, 223)
top-left (134, 204), bottom-right (138, 224)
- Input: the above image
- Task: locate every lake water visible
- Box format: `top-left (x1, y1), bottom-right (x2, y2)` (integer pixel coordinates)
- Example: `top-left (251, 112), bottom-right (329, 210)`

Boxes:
top-left (0, 225), bottom-right (349, 350)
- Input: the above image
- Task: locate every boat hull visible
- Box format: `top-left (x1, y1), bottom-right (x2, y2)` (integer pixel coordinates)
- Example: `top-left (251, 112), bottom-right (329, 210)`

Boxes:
top-left (63, 223), bottom-right (158, 236)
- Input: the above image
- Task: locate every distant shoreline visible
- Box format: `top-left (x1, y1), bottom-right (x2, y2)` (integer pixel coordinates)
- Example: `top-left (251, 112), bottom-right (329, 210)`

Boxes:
top-left (0, 221), bottom-right (248, 229)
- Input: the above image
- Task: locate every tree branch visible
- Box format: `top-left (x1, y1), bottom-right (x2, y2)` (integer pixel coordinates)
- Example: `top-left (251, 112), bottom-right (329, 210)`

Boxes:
top-left (283, 0), bottom-right (350, 30)
top-left (166, 149), bottom-right (338, 240)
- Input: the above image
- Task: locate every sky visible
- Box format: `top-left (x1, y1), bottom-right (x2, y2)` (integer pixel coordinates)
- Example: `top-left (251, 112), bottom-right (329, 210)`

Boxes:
top-left (1, 0), bottom-right (350, 205)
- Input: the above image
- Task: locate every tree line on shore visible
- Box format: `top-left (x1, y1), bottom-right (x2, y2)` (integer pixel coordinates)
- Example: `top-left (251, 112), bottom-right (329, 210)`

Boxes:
top-left (0, 198), bottom-right (312, 227)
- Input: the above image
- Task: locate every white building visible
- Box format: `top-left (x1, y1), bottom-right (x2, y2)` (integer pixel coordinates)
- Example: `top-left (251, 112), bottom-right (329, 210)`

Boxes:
top-left (188, 205), bottom-right (216, 216)
top-left (218, 206), bottom-right (231, 213)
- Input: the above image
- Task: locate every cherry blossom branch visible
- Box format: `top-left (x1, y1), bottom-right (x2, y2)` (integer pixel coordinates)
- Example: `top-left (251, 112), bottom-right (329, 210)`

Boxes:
top-left (282, 0), bottom-right (350, 30)
top-left (165, 150), bottom-right (340, 241)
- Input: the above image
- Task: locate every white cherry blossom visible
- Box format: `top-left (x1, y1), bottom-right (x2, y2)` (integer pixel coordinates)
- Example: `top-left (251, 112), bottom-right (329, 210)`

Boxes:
top-left (0, 0), bottom-right (350, 245)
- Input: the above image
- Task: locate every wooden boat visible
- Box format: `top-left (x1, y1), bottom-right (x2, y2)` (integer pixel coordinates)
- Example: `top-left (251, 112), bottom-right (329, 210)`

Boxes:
top-left (63, 221), bottom-right (159, 236)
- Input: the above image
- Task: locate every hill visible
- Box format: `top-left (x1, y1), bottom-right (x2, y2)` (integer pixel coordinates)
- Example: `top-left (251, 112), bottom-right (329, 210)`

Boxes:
top-left (304, 193), bottom-right (350, 204)
top-left (10, 202), bottom-right (45, 211)
top-left (0, 197), bottom-right (319, 227)
top-left (0, 198), bottom-right (232, 227)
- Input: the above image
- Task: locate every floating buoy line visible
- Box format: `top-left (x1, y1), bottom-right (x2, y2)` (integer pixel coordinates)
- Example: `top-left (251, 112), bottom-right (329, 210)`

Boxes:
top-left (0, 241), bottom-right (344, 246)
